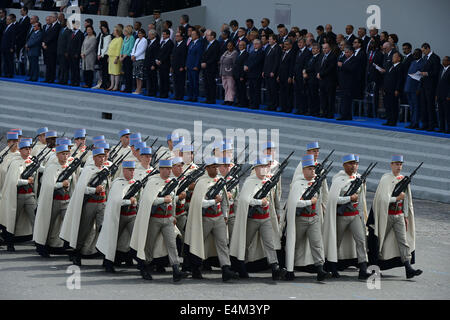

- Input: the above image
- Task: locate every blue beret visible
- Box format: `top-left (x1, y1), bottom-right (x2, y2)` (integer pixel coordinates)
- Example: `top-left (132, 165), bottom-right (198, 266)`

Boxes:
top-left (221, 143), bottom-right (233, 152)
top-left (18, 140), bottom-right (31, 149)
top-left (10, 128), bottom-right (22, 135)
top-left (219, 157), bottom-right (232, 165)
top-left (74, 129), bottom-right (86, 139)
top-left (118, 129), bottom-right (130, 137)
top-left (130, 133), bottom-right (142, 140)
top-left (55, 145), bottom-right (69, 153)
top-left (45, 131), bottom-right (57, 138)
top-left (355, 155), bottom-right (360, 163)
top-left (140, 147), bottom-right (152, 155)
top-left (95, 142), bottom-right (110, 150)
top-left (7, 132), bottom-right (19, 140)
top-left (21, 138), bottom-right (33, 144)
top-left (92, 148), bottom-right (105, 156)
top-left (302, 154), bottom-right (314, 162)
top-left (306, 142), bottom-right (320, 150)
top-left (130, 138), bottom-right (142, 147)
top-left (342, 154), bottom-right (356, 163)
top-left (263, 141), bottom-right (276, 150)
top-left (181, 145), bottom-right (194, 152)
top-left (167, 132), bottom-right (179, 141)
top-left (302, 159), bottom-right (315, 168)
top-left (122, 161), bottom-right (136, 169)
top-left (135, 142), bottom-right (146, 150)
top-left (93, 135), bottom-right (105, 142)
top-left (172, 157), bottom-right (184, 165)
top-left (159, 159), bottom-right (173, 168)
top-left (253, 157), bottom-right (269, 167)
top-left (391, 155), bottom-right (404, 163)
top-left (37, 127), bottom-right (48, 135)
top-left (204, 157), bottom-right (219, 166)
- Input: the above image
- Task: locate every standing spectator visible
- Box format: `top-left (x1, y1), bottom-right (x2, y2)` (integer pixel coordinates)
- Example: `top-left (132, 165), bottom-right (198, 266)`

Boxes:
top-left (324, 24), bottom-right (336, 43)
top-left (303, 43), bottom-right (322, 116)
top-left (56, 19), bottom-right (71, 85)
top-left (133, 21), bottom-right (142, 38)
top-left (171, 31), bottom-right (187, 100)
top-left (245, 18), bottom-right (257, 35)
top-left (382, 51), bottom-right (403, 126)
top-left (42, 13), bottom-right (60, 83)
top-left (130, 28), bottom-right (147, 94)
top-left (0, 8), bottom-right (7, 76)
top-left (293, 38), bottom-right (312, 114)
top-left (367, 27), bottom-right (380, 52)
top-left (23, 14), bottom-right (37, 78)
top-left (219, 40), bottom-right (237, 105)
top-left (201, 30), bottom-right (220, 104)
top-left (388, 34), bottom-right (399, 51)
top-left (259, 18), bottom-right (273, 36)
top-left (344, 25), bottom-right (355, 45)
top-left (358, 27), bottom-right (370, 50)
top-left (179, 14), bottom-right (190, 37)
top-left (352, 38), bottom-right (367, 100)
top-left (277, 39), bottom-right (296, 113)
top-left (22, 0), bottom-right (34, 10)
top-left (15, 7), bottom-right (30, 75)
top-left (419, 43), bottom-right (441, 131)
top-left (316, 25), bottom-right (325, 45)
top-left (1, 14), bottom-right (16, 78)
top-left (94, 21), bottom-right (111, 89)
top-left (246, 31), bottom-right (258, 53)
top-left (234, 27), bottom-right (248, 48)
top-left (156, 29), bottom-right (174, 98)
top-left (152, 9), bottom-right (162, 37)
top-left (117, 0), bottom-right (131, 17)
top-left (67, 23), bottom-right (84, 87)
top-left (400, 42), bottom-right (415, 113)
top-left (232, 40), bottom-right (248, 107)
top-left (109, 0), bottom-right (119, 16)
top-left (317, 42), bottom-right (338, 118)
top-left (81, 0), bottom-right (99, 15)
top-left (436, 56), bottom-right (450, 133)
top-left (144, 29), bottom-right (159, 96)
top-left (129, 0), bottom-right (144, 18)
top-left (119, 25), bottom-right (135, 93)
top-left (380, 31), bottom-right (389, 46)
top-left (99, 0), bottom-right (109, 16)
top-left (244, 39), bottom-right (265, 109)
top-left (337, 46), bottom-right (359, 120)
top-left (80, 25), bottom-right (97, 88)
top-left (366, 38), bottom-right (384, 117)
top-left (219, 29), bottom-right (230, 56)
top-left (163, 20), bottom-right (174, 42)
top-left (106, 26), bottom-right (123, 91)
top-left (25, 22), bottom-right (43, 82)
top-left (229, 20), bottom-right (239, 43)
top-left (404, 49), bottom-right (424, 129)
top-left (262, 34), bottom-right (281, 111)
top-left (185, 29), bottom-right (203, 102)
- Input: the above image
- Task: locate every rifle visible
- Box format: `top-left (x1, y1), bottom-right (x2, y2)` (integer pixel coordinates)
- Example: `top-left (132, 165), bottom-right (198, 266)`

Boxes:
top-left (315, 149), bottom-right (334, 175)
top-left (88, 150), bottom-right (131, 187)
top-left (108, 140), bottom-right (122, 161)
top-left (0, 144), bottom-right (13, 165)
top-left (233, 143), bottom-right (249, 165)
top-left (176, 164), bottom-right (206, 195)
top-left (302, 162), bottom-right (333, 200)
top-left (205, 169), bottom-right (234, 200)
top-left (70, 143), bottom-right (82, 158)
top-left (226, 164), bottom-right (253, 191)
top-left (0, 136), bottom-right (3, 144)
top-left (151, 149), bottom-right (168, 167)
top-left (253, 151), bottom-right (295, 200)
top-left (61, 132), bottom-right (66, 138)
top-left (30, 134), bottom-right (39, 149)
top-left (21, 148), bottom-right (52, 179)
top-left (149, 137), bottom-right (158, 148)
top-left (123, 169), bottom-right (160, 200)
top-left (56, 145), bottom-right (93, 183)
top-left (391, 162), bottom-right (423, 197)
top-left (342, 162), bottom-right (377, 197)
top-left (142, 135), bottom-right (150, 143)
top-left (157, 166), bottom-right (191, 197)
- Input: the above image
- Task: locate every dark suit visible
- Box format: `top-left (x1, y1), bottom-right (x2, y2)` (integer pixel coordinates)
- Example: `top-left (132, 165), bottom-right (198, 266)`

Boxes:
top-left (1, 22), bottom-right (16, 77)
top-left (157, 38), bottom-right (174, 98)
top-left (318, 52), bottom-right (338, 118)
top-left (15, 15), bottom-right (30, 75)
top-left (246, 26), bottom-right (258, 35)
top-left (316, 34), bottom-right (325, 45)
top-left (57, 26), bottom-right (72, 84)
top-left (436, 66), bottom-right (450, 133)
top-left (278, 49), bottom-right (296, 113)
top-left (0, 17), bottom-right (5, 75)
top-left (353, 48), bottom-right (367, 99)
top-left (345, 34), bottom-right (356, 46)
top-left (338, 55), bottom-right (359, 119)
top-left (67, 30), bottom-right (84, 86)
top-left (43, 22), bottom-right (61, 82)
top-left (400, 53), bottom-right (415, 105)
top-left (293, 47), bottom-right (312, 114)
top-left (366, 49), bottom-right (384, 117)
top-left (232, 49), bottom-right (249, 107)
top-left (258, 27), bottom-right (273, 36)
top-left (419, 52), bottom-right (441, 130)
top-left (245, 48), bottom-right (265, 109)
top-left (383, 63), bottom-right (403, 125)
top-left (304, 53), bottom-right (321, 115)
top-left (144, 38), bottom-right (160, 96)
top-left (171, 40), bottom-right (188, 99)
top-left (262, 44), bottom-right (281, 110)
top-left (186, 39), bottom-right (203, 100)
top-left (201, 40), bottom-right (220, 103)
top-left (219, 38), bottom-right (230, 56)
top-left (26, 30), bottom-right (43, 81)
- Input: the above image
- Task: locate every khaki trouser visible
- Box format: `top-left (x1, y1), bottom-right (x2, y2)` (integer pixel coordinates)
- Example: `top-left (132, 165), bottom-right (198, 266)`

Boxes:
top-left (117, 214), bottom-right (136, 252)
top-left (246, 217), bottom-right (278, 265)
top-left (385, 213), bottom-right (411, 263)
top-left (16, 193), bottom-right (36, 230)
top-left (295, 214), bottom-right (325, 265)
top-left (47, 199), bottom-right (69, 247)
top-left (145, 216), bottom-right (179, 265)
top-left (175, 214), bottom-right (187, 237)
top-left (76, 201), bottom-right (105, 250)
top-left (227, 214), bottom-right (236, 242)
top-left (336, 214), bottom-right (367, 263)
top-left (202, 215), bottom-right (231, 266)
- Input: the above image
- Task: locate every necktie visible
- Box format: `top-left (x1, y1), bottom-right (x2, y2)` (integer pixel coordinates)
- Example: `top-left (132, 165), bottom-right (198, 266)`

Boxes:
top-left (282, 52), bottom-right (287, 61)
top-left (72, 31), bottom-right (76, 39)
top-left (321, 54), bottom-right (327, 66)
top-left (369, 51), bottom-right (374, 63)
top-left (389, 66), bottom-right (393, 73)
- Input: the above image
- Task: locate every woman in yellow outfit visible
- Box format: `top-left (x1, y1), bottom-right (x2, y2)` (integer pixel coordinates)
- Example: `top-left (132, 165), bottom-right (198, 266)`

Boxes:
top-left (107, 26), bottom-right (124, 91)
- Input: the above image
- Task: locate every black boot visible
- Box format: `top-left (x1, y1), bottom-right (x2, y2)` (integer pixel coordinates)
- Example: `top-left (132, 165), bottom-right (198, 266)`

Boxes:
top-left (172, 264), bottom-right (188, 282)
top-left (104, 259), bottom-right (116, 273)
top-left (36, 244), bottom-right (50, 258)
top-left (271, 263), bottom-right (287, 280)
top-left (329, 262), bottom-right (340, 278)
top-left (358, 262), bottom-right (371, 280)
top-left (137, 262), bottom-right (153, 280)
top-left (237, 261), bottom-right (249, 279)
top-left (125, 251), bottom-right (134, 267)
top-left (405, 261), bottom-right (423, 279)
top-left (72, 250), bottom-right (82, 266)
top-left (316, 264), bottom-right (331, 281)
top-left (285, 271), bottom-right (295, 281)
top-left (222, 265), bottom-right (239, 282)
top-left (6, 243), bottom-right (15, 252)
top-left (191, 265), bottom-right (203, 279)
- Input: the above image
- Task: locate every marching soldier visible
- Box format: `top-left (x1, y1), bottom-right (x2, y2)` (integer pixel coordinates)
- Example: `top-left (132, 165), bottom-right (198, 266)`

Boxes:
top-left (0, 132), bottom-right (21, 194)
top-left (33, 144), bottom-right (73, 257)
top-left (97, 161), bottom-right (138, 273)
top-left (368, 155), bottom-right (422, 279)
top-left (155, 133), bottom-right (178, 162)
top-left (218, 157), bottom-right (238, 239)
top-left (60, 148), bottom-right (109, 266)
top-left (323, 154), bottom-right (371, 279)
top-left (184, 157), bottom-right (239, 281)
top-left (31, 127), bottom-right (49, 158)
top-left (285, 156), bottom-right (330, 281)
top-left (134, 147), bottom-right (154, 181)
top-left (230, 158), bottom-right (285, 280)
top-left (0, 140), bottom-right (35, 252)
top-left (172, 157), bottom-right (188, 238)
top-left (129, 159), bottom-right (188, 282)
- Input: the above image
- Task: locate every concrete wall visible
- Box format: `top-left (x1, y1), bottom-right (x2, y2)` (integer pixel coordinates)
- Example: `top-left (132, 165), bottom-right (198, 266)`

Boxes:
top-left (202, 0), bottom-right (450, 57)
